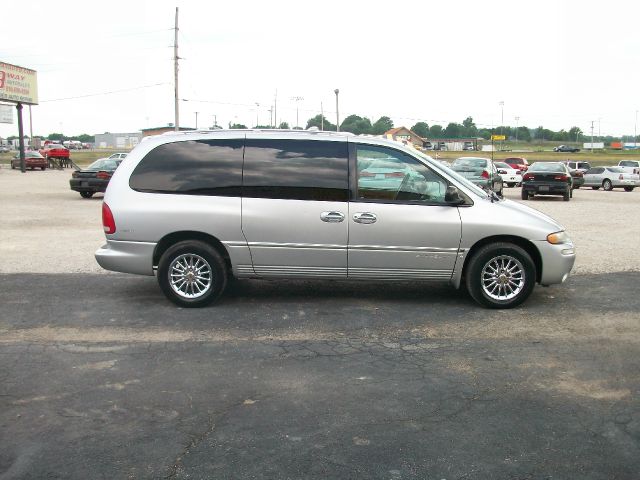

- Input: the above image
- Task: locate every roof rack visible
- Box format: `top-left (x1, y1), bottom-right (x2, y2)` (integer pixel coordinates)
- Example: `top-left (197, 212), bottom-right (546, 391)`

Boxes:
top-left (161, 128), bottom-right (355, 136)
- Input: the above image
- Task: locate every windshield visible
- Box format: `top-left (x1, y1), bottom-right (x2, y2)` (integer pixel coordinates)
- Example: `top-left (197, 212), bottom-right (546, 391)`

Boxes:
top-left (529, 162), bottom-right (564, 172)
top-left (451, 157), bottom-right (487, 168)
top-left (88, 159), bottom-right (119, 170)
top-left (414, 151), bottom-right (490, 198)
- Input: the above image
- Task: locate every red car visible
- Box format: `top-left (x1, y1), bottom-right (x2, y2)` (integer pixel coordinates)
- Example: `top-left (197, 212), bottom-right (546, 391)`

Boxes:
top-left (11, 151), bottom-right (47, 170)
top-left (503, 156), bottom-right (529, 172)
top-left (39, 143), bottom-right (70, 161)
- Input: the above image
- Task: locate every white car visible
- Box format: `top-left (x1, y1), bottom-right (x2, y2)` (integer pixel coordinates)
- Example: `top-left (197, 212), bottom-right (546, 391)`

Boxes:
top-left (583, 166), bottom-right (640, 192)
top-left (494, 161), bottom-right (522, 187)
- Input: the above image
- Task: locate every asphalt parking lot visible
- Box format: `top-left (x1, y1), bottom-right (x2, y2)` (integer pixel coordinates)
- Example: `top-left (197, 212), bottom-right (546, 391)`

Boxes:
top-left (1, 168), bottom-right (639, 479)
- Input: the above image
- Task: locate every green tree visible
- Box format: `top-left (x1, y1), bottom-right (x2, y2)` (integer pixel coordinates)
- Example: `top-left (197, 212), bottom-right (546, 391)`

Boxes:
top-left (429, 125), bottom-right (444, 138)
top-left (370, 116), bottom-right (394, 135)
top-left (340, 115), bottom-right (372, 135)
top-left (411, 122), bottom-right (429, 138)
top-left (47, 133), bottom-right (66, 142)
top-left (229, 123), bottom-right (247, 129)
top-left (462, 116), bottom-right (478, 137)
top-left (444, 122), bottom-right (463, 138)
top-left (306, 114), bottom-right (336, 131)
top-left (568, 126), bottom-right (583, 142)
top-left (74, 134), bottom-right (95, 143)
top-left (278, 121), bottom-right (290, 129)
top-left (515, 126), bottom-right (531, 142)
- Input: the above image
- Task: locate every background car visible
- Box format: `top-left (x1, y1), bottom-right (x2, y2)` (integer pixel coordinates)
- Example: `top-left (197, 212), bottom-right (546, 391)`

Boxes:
top-left (11, 151), bottom-right (47, 170)
top-left (569, 169), bottom-right (584, 189)
top-left (553, 145), bottom-right (580, 153)
top-left (450, 157), bottom-right (503, 195)
top-left (69, 157), bottom-right (123, 198)
top-left (0, 145), bottom-right (11, 153)
top-left (494, 161), bottom-right (522, 187)
top-left (503, 157), bottom-right (529, 172)
top-left (107, 153), bottom-right (128, 160)
top-left (563, 160), bottom-right (591, 173)
top-left (521, 162), bottom-right (573, 201)
top-left (583, 166), bottom-right (640, 192)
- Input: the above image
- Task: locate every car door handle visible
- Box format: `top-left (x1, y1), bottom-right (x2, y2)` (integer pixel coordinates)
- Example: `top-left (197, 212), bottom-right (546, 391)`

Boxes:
top-left (320, 211), bottom-right (345, 223)
top-left (353, 212), bottom-right (377, 224)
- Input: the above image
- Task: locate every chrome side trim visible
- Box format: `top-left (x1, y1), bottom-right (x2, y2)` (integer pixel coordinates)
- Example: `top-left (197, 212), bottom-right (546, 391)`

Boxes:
top-left (348, 268), bottom-right (452, 280)
top-left (349, 245), bottom-right (459, 253)
top-left (247, 242), bottom-right (347, 250)
top-left (253, 266), bottom-right (347, 277)
top-left (234, 264), bottom-right (256, 277)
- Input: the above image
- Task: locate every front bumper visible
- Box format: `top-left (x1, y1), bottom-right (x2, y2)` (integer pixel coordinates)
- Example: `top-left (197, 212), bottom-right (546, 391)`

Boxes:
top-left (95, 240), bottom-right (156, 276)
top-left (535, 240), bottom-right (576, 285)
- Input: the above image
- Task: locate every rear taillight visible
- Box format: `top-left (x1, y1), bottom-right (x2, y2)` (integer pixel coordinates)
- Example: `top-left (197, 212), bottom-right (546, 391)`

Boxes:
top-left (102, 202), bottom-right (116, 234)
top-left (96, 171), bottom-right (111, 180)
top-left (523, 173), bottom-right (534, 181)
top-left (554, 175), bottom-right (568, 181)
top-left (481, 170), bottom-right (489, 179)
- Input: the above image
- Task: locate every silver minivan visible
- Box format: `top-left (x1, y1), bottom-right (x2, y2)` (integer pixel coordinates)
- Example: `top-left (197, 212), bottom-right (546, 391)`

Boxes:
top-left (96, 130), bottom-right (575, 309)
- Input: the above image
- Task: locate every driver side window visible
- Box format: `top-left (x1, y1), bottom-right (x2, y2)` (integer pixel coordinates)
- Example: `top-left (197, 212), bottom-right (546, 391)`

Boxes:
top-left (356, 145), bottom-right (448, 203)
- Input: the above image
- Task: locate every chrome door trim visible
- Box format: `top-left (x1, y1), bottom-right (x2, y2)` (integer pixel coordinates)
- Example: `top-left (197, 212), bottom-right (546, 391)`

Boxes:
top-left (352, 212), bottom-right (377, 224)
top-left (320, 211), bottom-right (345, 223)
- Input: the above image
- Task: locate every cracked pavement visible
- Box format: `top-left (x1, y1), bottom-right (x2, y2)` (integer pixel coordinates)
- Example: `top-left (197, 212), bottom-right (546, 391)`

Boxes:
top-left (1, 273), bottom-right (639, 479)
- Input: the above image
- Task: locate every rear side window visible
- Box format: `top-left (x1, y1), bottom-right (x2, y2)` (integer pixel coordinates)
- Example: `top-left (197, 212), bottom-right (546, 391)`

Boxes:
top-left (242, 139), bottom-right (348, 201)
top-left (129, 139), bottom-right (243, 195)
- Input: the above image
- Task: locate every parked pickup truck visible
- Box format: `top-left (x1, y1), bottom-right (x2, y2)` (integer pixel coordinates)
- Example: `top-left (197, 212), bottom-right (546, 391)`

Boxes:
top-left (553, 145), bottom-right (580, 153)
top-left (618, 160), bottom-right (640, 175)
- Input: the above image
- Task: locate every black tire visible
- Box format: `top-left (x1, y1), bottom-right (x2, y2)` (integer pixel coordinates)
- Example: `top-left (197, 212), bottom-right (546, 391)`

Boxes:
top-left (11, 163), bottom-right (15, 169)
top-left (563, 189), bottom-right (570, 201)
top-left (520, 189), bottom-right (529, 200)
top-left (591, 186), bottom-right (599, 190)
top-left (41, 166), bottom-right (46, 171)
top-left (569, 188), bottom-right (573, 198)
top-left (80, 191), bottom-right (93, 198)
top-left (603, 179), bottom-right (613, 191)
top-left (465, 242), bottom-right (536, 309)
top-left (624, 186), bottom-right (634, 192)
top-left (157, 240), bottom-right (227, 308)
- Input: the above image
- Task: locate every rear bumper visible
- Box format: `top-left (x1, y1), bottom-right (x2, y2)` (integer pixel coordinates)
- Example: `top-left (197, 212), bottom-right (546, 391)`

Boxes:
top-left (95, 240), bottom-right (156, 276)
top-left (522, 183), bottom-right (568, 195)
top-left (69, 178), bottom-right (109, 193)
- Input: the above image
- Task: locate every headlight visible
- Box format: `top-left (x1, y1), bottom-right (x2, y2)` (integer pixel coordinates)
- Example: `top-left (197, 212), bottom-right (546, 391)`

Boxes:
top-left (547, 231), bottom-right (571, 245)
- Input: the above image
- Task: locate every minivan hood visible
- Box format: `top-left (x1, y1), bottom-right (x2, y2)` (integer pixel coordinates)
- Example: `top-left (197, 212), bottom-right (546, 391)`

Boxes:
top-left (499, 198), bottom-right (564, 232)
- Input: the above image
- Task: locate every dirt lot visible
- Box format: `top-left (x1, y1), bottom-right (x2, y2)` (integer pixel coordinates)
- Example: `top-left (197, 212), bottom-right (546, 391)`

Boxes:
top-left (1, 167), bottom-right (639, 276)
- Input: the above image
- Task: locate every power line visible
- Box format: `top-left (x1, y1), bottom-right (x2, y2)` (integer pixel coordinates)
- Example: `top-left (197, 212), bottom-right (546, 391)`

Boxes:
top-left (41, 83), bottom-right (170, 102)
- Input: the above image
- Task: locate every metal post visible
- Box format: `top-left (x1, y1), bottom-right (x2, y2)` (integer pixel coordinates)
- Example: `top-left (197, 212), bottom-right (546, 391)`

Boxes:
top-left (321, 102), bottom-right (324, 131)
top-left (174, 7), bottom-right (180, 131)
top-left (16, 103), bottom-right (26, 173)
top-left (195, 111), bottom-right (198, 129)
top-left (334, 89), bottom-right (340, 132)
top-left (255, 102), bottom-right (259, 128)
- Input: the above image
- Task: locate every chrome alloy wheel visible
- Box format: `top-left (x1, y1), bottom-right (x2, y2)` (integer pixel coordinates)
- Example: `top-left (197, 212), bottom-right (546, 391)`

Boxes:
top-left (481, 255), bottom-right (525, 301)
top-left (168, 253), bottom-right (213, 299)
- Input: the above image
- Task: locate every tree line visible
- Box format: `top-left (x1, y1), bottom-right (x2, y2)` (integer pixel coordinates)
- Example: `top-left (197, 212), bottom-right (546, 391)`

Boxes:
top-left (232, 114), bottom-right (629, 143)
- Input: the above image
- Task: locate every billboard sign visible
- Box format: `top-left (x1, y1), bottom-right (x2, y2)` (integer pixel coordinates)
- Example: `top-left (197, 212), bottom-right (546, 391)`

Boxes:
top-left (0, 62), bottom-right (38, 105)
top-left (0, 104), bottom-right (13, 123)
top-left (491, 134), bottom-right (506, 141)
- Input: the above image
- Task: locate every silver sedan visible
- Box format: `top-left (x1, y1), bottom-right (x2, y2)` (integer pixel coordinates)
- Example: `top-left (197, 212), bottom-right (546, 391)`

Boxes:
top-left (583, 166), bottom-right (640, 192)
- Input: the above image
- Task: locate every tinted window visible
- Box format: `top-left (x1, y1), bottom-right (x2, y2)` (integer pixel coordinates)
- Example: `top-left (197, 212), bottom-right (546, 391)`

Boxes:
top-left (357, 145), bottom-right (448, 203)
top-left (129, 139), bottom-right (243, 195)
top-left (242, 139), bottom-right (348, 201)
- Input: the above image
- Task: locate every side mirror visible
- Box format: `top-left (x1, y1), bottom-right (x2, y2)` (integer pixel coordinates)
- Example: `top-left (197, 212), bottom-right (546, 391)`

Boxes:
top-left (445, 186), bottom-right (465, 205)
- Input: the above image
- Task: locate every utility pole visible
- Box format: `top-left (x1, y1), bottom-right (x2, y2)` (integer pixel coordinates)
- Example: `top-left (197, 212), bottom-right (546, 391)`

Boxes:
top-left (195, 111), bottom-right (199, 129)
top-left (590, 120), bottom-right (594, 152)
top-left (334, 89), bottom-right (340, 132)
top-left (321, 102), bottom-right (324, 131)
top-left (267, 106), bottom-right (273, 128)
top-left (274, 89), bottom-right (278, 128)
top-left (173, 7), bottom-right (180, 131)
top-left (291, 96), bottom-right (303, 128)
top-left (255, 102), bottom-right (260, 128)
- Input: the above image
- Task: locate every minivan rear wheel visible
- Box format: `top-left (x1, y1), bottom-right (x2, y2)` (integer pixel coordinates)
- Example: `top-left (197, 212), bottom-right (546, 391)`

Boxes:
top-left (465, 243), bottom-right (536, 309)
top-left (157, 240), bottom-right (227, 307)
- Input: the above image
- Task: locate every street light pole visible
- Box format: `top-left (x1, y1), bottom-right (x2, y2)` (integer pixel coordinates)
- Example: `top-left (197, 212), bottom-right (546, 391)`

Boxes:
top-left (334, 89), bottom-right (340, 132)
top-left (195, 111), bottom-right (198, 129)
top-left (255, 102), bottom-right (260, 128)
top-left (290, 96), bottom-right (303, 129)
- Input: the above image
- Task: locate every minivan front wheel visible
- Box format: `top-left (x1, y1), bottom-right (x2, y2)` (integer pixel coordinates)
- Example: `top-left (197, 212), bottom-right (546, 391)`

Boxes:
top-left (465, 243), bottom-right (536, 309)
top-left (157, 240), bottom-right (227, 307)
